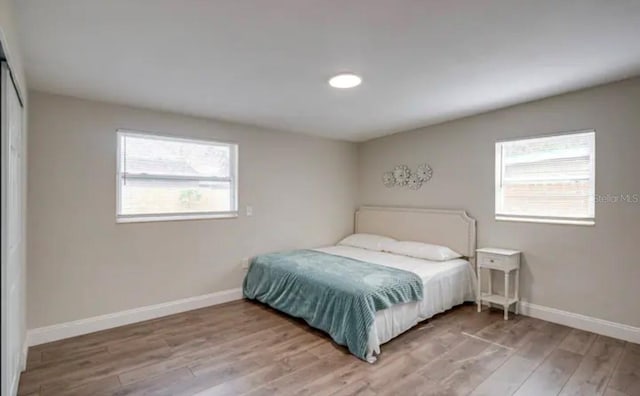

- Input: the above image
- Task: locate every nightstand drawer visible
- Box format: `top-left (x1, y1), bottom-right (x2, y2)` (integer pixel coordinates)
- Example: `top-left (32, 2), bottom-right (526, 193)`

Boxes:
top-left (480, 253), bottom-right (506, 267)
top-left (477, 252), bottom-right (519, 271)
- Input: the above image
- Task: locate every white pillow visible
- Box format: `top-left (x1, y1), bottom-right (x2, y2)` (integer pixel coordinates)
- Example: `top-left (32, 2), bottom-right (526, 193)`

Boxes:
top-left (384, 241), bottom-right (462, 261)
top-left (338, 233), bottom-right (396, 252)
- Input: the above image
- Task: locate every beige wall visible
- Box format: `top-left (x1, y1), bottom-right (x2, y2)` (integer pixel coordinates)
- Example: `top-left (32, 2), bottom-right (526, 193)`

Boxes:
top-left (27, 91), bottom-right (358, 328)
top-left (359, 77), bottom-right (640, 327)
top-left (27, 78), bottom-right (640, 331)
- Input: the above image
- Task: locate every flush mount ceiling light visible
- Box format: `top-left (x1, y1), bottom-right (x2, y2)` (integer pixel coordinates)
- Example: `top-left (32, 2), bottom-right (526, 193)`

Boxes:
top-left (328, 73), bottom-right (362, 89)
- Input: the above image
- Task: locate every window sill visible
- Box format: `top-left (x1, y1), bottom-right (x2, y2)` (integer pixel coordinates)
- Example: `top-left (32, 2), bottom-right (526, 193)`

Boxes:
top-left (117, 212), bottom-right (238, 224)
top-left (495, 215), bottom-right (595, 226)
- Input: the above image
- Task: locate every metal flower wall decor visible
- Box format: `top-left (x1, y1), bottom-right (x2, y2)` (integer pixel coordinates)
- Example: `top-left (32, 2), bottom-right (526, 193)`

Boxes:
top-left (382, 163), bottom-right (433, 190)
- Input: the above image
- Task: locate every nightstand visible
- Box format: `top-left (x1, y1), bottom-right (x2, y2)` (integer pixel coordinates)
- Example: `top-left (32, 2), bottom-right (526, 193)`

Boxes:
top-left (476, 248), bottom-right (521, 320)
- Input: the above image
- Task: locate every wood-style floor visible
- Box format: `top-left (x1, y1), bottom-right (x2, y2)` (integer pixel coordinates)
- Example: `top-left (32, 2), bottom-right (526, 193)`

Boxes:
top-left (19, 300), bottom-right (640, 396)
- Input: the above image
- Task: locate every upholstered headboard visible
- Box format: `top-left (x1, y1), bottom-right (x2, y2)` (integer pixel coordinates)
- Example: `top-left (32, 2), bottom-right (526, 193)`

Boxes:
top-left (355, 206), bottom-right (476, 258)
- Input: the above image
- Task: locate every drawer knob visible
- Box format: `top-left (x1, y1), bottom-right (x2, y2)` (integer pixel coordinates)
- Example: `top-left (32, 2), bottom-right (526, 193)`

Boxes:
top-left (490, 259), bottom-right (494, 263)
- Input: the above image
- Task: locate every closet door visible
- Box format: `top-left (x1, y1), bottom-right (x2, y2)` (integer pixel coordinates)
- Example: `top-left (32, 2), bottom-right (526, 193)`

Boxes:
top-left (1, 61), bottom-right (25, 396)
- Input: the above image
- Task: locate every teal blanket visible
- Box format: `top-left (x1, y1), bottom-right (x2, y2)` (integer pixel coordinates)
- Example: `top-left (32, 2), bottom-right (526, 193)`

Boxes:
top-left (242, 249), bottom-right (424, 360)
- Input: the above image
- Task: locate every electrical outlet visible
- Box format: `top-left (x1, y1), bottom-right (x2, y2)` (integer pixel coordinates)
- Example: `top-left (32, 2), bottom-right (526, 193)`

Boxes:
top-left (246, 205), bottom-right (253, 216)
top-left (241, 258), bottom-right (250, 270)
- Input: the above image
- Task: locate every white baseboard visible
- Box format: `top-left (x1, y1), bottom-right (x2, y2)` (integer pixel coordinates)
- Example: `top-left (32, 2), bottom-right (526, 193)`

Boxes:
top-left (21, 339), bottom-right (27, 370)
top-left (24, 292), bottom-right (640, 349)
top-left (519, 301), bottom-right (640, 344)
top-left (27, 288), bottom-right (243, 347)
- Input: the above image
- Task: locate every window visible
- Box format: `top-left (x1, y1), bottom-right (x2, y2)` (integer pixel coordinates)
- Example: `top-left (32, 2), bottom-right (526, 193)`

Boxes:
top-left (116, 130), bottom-right (238, 223)
top-left (495, 130), bottom-right (595, 225)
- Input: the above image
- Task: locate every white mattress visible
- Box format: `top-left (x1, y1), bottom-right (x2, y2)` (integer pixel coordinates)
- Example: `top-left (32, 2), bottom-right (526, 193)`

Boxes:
top-left (313, 245), bottom-right (477, 362)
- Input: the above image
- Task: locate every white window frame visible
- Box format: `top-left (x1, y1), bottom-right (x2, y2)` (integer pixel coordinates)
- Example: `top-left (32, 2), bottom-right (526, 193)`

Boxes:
top-left (116, 129), bottom-right (238, 223)
top-left (495, 130), bottom-right (595, 226)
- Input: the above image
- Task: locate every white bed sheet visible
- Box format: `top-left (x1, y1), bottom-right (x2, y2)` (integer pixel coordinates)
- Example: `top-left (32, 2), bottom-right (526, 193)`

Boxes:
top-left (313, 245), bottom-right (477, 362)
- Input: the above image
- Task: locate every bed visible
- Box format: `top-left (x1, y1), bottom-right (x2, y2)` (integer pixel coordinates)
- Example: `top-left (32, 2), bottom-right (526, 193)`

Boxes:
top-left (243, 206), bottom-right (477, 362)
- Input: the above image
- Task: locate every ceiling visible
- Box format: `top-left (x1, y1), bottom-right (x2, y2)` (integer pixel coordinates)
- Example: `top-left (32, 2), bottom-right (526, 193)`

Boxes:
top-left (15, 0), bottom-right (640, 141)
